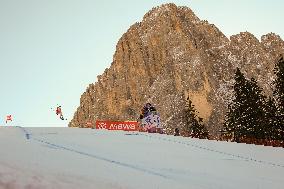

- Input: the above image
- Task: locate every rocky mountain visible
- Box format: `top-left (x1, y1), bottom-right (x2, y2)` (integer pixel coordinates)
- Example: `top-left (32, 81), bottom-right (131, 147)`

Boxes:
top-left (69, 3), bottom-right (284, 137)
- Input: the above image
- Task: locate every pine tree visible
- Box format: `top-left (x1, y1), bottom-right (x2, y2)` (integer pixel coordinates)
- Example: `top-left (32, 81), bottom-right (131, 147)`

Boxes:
top-left (224, 68), bottom-right (249, 141)
top-left (185, 97), bottom-right (209, 139)
top-left (274, 56), bottom-right (284, 114)
top-left (273, 56), bottom-right (284, 140)
top-left (247, 78), bottom-right (267, 139)
top-left (264, 97), bottom-right (278, 140)
top-left (224, 68), bottom-right (267, 141)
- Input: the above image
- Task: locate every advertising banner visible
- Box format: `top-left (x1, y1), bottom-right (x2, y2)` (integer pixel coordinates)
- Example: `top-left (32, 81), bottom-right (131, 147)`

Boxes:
top-left (95, 121), bottom-right (139, 131)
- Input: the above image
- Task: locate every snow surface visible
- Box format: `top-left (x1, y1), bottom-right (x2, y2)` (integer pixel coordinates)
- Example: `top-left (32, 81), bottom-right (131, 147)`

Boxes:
top-left (0, 126), bottom-right (284, 189)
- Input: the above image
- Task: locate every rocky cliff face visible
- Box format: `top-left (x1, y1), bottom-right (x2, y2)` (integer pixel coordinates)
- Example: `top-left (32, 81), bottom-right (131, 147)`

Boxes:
top-left (69, 3), bottom-right (284, 137)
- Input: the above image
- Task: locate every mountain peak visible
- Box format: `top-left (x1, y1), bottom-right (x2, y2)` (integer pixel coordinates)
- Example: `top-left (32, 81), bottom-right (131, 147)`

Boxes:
top-left (261, 32), bottom-right (284, 58)
top-left (230, 32), bottom-right (259, 43)
top-left (143, 3), bottom-right (178, 19)
top-left (69, 4), bottom-right (284, 137)
top-left (142, 3), bottom-right (200, 24)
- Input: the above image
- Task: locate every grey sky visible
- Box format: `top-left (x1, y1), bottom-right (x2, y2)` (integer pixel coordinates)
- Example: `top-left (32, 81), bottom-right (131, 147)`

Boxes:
top-left (0, 0), bottom-right (283, 126)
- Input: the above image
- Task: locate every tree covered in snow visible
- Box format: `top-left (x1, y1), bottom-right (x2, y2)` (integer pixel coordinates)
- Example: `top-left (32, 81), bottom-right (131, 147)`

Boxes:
top-left (272, 56), bottom-right (284, 140)
top-left (184, 96), bottom-right (209, 139)
top-left (224, 68), bottom-right (267, 141)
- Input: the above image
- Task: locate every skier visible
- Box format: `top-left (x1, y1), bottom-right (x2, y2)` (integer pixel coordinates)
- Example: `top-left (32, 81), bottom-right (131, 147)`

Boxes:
top-left (56, 106), bottom-right (65, 120)
top-left (139, 103), bottom-right (162, 133)
top-left (56, 106), bottom-right (62, 115)
top-left (5, 115), bottom-right (12, 124)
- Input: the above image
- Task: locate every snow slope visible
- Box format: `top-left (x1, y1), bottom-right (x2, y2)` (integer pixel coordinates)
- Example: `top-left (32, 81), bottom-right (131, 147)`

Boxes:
top-left (0, 126), bottom-right (284, 189)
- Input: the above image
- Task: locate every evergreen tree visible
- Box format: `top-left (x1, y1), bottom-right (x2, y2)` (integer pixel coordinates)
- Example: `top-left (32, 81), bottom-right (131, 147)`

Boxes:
top-left (264, 97), bottom-right (278, 140)
top-left (224, 68), bottom-right (249, 141)
top-left (274, 56), bottom-right (284, 114)
top-left (273, 56), bottom-right (284, 140)
top-left (185, 97), bottom-right (209, 139)
top-left (224, 68), bottom-right (267, 141)
top-left (247, 78), bottom-right (267, 139)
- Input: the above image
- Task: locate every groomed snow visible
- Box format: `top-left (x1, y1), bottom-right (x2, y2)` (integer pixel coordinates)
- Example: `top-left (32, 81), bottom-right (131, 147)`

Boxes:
top-left (0, 127), bottom-right (284, 189)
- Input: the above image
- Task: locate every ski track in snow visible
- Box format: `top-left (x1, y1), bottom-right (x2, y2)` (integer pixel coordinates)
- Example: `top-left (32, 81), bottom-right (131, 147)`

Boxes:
top-left (137, 133), bottom-right (284, 168)
top-left (16, 126), bottom-right (169, 179)
top-left (4, 126), bottom-right (283, 189)
top-left (17, 126), bottom-right (284, 174)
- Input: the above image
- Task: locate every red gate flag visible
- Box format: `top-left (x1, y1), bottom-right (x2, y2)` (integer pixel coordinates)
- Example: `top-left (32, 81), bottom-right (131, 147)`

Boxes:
top-left (96, 121), bottom-right (139, 131)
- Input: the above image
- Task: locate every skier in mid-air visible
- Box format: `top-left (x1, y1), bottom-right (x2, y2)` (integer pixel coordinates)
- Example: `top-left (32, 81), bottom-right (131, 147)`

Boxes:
top-left (56, 106), bottom-right (65, 120)
top-left (5, 115), bottom-right (12, 124)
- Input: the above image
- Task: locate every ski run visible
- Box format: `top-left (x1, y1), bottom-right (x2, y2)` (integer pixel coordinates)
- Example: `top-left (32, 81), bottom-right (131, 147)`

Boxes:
top-left (0, 126), bottom-right (284, 189)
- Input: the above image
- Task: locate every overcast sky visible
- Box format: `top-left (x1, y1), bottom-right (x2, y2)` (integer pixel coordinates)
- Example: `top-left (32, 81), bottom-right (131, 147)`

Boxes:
top-left (0, 0), bottom-right (283, 127)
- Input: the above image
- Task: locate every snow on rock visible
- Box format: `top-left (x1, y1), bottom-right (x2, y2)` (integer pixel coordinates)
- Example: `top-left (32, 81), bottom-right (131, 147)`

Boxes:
top-left (69, 3), bottom-right (284, 138)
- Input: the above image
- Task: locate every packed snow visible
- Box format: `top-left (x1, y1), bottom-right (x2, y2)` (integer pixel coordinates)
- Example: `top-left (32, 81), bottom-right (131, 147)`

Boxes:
top-left (0, 126), bottom-right (284, 189)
